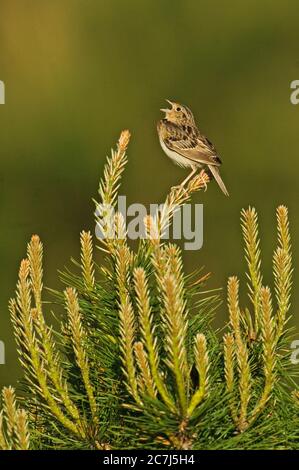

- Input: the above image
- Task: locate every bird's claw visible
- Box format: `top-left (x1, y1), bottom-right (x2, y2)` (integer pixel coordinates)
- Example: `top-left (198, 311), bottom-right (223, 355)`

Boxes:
top-left (171, 184), bottom-right (188, 193)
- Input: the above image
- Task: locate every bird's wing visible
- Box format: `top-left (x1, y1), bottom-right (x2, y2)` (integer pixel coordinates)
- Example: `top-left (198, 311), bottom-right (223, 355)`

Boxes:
top-left (163, 122), bottom-right (221, 167)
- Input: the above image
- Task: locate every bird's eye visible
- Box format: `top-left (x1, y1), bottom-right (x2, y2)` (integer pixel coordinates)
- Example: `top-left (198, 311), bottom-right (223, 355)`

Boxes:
top-left (176, 107), bottom-right (181, 112)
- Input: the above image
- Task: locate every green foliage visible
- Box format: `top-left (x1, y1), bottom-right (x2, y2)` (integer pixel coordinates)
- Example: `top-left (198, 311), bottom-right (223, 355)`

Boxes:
top-left (1, 132), bottom-right (299, 450)
top-left (0, 387), bottom-right (30, 450)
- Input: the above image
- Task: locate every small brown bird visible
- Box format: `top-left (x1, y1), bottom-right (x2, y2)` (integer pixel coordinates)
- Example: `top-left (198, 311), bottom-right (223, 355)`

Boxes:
top-left (157, 100), bottom-right (229, 196)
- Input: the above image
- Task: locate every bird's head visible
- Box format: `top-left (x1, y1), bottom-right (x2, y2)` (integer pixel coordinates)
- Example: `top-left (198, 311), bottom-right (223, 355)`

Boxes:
top-left (160, 100), bottom-right (195, 125)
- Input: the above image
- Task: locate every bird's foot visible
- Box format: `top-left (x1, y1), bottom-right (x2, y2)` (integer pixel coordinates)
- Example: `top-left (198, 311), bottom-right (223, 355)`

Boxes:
top-left (171, 184), bottom-right (187, 193)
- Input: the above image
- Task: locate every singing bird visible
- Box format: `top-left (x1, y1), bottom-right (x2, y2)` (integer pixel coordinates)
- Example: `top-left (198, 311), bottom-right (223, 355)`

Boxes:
top-left (157, 100), bottom-right (229, 196)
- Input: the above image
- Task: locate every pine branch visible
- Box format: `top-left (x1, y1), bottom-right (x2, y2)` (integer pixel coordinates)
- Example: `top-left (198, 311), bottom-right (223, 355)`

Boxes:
top-left (225, 206), bottom-right (294, 436)
top-left (144, 170), bottom-right (209, 246)
top-left (133, 267), bottom-right (174, 411)
top-left (227, 277), bottom-right (251, 432)
top-left (134, 342), bottom-right (156, 399)
top-left (118, 295), bottom-right (140, 404)
top-left (96, 130), bottom-right (130, 254)
top-left (162, 273), bottom-right (188, 414)
top-left (27, 236), bottom-right (82, 424)
top-left (187, 333), bottom-right (209, 416)
top-left (65, 288), bottom-right (98, 423)
top-left (0, 387), bottom-right (30, 450)
top-left (273, 206), bottom-right (293, 340)
top-left (80, 231), bottom-right (95, 291)
top-left (223, 333), bottom-right (237, 424)
top-left (98, 130), bottom-right (130, 208)
top-left (249, 287), bottom-right (276, 425)
top-left (241, 207), bottom-right (263, 333)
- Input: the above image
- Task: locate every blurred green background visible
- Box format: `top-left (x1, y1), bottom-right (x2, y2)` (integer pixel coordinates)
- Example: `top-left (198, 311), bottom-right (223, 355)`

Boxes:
top-left (0, 0), bottom-right (298, 389)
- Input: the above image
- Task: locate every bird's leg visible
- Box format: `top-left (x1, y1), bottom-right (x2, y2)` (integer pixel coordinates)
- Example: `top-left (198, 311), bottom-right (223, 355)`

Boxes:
top-left (171, 168), bottom-right (197, 192)
top-left (179, 167), bottom-right (197, 187)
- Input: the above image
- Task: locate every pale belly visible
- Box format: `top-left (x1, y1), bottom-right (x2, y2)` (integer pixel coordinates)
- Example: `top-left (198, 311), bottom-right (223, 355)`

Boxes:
top-left (159, 137), bottom-right (200, 169)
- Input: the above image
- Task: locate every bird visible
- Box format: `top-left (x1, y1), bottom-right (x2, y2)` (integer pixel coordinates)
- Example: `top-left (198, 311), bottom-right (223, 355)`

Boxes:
top-left (157, 100), bottom-right (229, 196)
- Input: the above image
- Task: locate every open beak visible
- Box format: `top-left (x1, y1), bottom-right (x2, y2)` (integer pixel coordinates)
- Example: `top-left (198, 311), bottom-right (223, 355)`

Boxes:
top-left (160, 99), bottom-right (174, 113)
top-left (166, 99), bottom-right (174, 107)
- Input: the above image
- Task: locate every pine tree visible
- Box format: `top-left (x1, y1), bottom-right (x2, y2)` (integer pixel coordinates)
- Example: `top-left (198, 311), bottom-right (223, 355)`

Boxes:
top-left (1, 131), bottom-right (299, 450)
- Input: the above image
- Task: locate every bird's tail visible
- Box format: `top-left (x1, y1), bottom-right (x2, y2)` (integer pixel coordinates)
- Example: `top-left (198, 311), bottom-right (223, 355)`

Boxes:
top-left (207, 164), bottom-right (229, 196)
